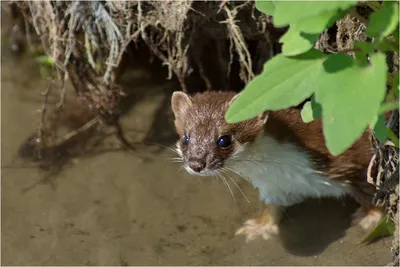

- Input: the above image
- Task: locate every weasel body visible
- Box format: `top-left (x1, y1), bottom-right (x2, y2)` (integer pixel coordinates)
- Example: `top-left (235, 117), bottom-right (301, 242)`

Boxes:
top-left (171, 91), bottom-right (382, 242)
top-left (228, 134), bottom-right (347, 206)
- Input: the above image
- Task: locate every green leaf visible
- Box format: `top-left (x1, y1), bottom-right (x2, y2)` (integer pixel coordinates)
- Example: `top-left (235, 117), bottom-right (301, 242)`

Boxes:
top-left (280, 28), bottom-right (320, 56)
top-left (378, 101), bottom-right (399, 114)
top-left (366, 1), bottom-right (399, 39)
top-left (387, 72), bottom-right (399, 103)
top-left (387, 128), bottom-right (400, 147)
top-left (366, 1), bottom-right (382, 12)
top-left (354, 50), bottom-right (369, 67)
top-left (301, 101), bottom-right (314, 123)
top-left (393, 72), bottom-right (399, 96)
top-left (255, 0), bottom-right (275, 16)
top-left (354, 41), bottom-right (375, 54)
top-left (226, 49), bottom-right (326, 123)
top-left (279, 8), bottom-right (348, 56)
top-left (36, 55), bottom-right (55, 67)
top-left (371, 114), bottom-right (388, 143)
top-left (291, 9), bottom-right (339, 34)
top-left (272, 1), bottom-right (357, 27)
top-left (393, 25), bottom-right (399, 45)
top-left (361, 215), bottom-right (395, 244)
top-left (315, 53), bottom-right (387, 155)
top-left (378, 38), bottom-right (398, 52)
top-left (280, 7), bottom-right (351, 56)
top-left (301, 97), bottom-right (322, 123)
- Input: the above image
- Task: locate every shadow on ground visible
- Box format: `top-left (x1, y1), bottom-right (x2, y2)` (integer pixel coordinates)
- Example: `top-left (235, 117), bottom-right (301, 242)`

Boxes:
top-left (279, 197), bottom-right (358, 256)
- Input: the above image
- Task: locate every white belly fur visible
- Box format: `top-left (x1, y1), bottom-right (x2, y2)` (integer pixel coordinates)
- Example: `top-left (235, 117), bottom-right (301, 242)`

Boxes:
top-left (226, 135), bottom-right (348, 206)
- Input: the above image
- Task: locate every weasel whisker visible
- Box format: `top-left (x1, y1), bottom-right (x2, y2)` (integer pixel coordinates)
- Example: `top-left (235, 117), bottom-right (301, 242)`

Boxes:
top-left (177, 165), bottom-right (185, 174)
top-left (169, 159), bottom-right (183, 163)
top-left (222, 166), bottom-right (252, 186)
top-left (221, 168), bottom-right (251, 206)
top-left (216, 172), bottom-right (238, 210)
top-left (147, 142), bottom-right (180, 156)
top-left (223, 166), bottom-right (271, 201)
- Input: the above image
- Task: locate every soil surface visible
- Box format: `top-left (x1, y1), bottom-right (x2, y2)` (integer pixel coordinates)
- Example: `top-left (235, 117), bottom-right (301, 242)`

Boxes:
top-left (1, 22), bottom-right (394, 266)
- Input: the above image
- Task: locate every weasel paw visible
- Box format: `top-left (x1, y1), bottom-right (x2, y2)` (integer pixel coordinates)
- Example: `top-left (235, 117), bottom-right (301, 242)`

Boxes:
top-left (352, 207), bottom-right (383, 230)
top-left (235, 218), bottom-right (279, 242)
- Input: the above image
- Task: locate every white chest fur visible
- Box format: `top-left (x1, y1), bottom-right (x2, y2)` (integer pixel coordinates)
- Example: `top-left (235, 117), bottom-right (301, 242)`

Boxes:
top-left (226, 134), bottom-right (348, 206)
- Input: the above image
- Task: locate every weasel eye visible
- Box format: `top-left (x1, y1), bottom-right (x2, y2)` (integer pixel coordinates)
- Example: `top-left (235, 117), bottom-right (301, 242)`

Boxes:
top-left (217, 135), bottom-right (232, 149)
top-left (182, 135), bottom-right (189, 145)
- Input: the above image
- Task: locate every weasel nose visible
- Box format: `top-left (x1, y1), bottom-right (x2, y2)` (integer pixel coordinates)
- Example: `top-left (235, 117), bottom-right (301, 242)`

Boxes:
top-left (188, 161), bottom-right (206, 173)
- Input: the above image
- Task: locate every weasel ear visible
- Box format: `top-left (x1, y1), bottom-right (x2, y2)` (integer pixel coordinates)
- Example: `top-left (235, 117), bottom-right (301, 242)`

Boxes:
top-left (171, 91), bottom-right (192, 120)
top-left (258, 112), bottom-right (269, 125)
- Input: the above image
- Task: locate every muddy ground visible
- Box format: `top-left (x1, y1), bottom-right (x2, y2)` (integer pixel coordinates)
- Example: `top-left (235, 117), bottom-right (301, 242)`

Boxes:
top-left (1, 20), bottom-right (394, 265)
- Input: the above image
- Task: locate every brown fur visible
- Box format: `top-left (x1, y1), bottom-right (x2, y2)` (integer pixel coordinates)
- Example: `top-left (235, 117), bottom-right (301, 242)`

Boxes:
top-left (171, 91), bottom-right (377, 205)
top-left (265, 108), bottom-right (376, 205)
top-left (171, 91), bottom-right (266, 171)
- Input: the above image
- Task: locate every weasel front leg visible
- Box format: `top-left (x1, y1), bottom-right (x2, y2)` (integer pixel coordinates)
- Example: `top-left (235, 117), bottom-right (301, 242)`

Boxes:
top-left (349, 185), bottom-right (385, 230)
top-left (235, 204), bottom-right (283, 242)
top-left (352, 205), bottom-right (384, 230)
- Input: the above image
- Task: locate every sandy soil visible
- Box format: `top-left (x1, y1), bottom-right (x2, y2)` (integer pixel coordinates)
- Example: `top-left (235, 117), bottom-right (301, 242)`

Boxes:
top-left (1, 22), bottom-right (394, 266)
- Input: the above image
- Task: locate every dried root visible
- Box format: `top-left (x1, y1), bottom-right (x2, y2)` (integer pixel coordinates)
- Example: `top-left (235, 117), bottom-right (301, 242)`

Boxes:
top-left (8, 0), bottom-right (280, 166)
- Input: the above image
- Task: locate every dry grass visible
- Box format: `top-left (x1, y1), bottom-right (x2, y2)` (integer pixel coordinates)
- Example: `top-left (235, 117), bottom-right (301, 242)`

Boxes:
top-left (12, 0), bottom-right (275, 125)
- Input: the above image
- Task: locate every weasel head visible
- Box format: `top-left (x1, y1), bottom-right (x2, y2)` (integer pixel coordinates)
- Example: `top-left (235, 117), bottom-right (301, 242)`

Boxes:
top-left (171, 91), bottom-right (267, 176)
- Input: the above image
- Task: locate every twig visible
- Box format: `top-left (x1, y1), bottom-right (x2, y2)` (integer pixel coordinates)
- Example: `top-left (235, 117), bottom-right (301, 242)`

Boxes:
top-left (140, 22), bottom-right (188, 92)
top-left (55, 70), bottom-right (68, 111)
top-left (114, 119), bottom-right (137, 152)
top-left (37, 67), bottom-right (54, 159)
top-left (85, 32), bottom-right (97, 71)
top-left (59, 118), bottom-right (98, 145)
top-left (222, 5), bottom-right (254, 83)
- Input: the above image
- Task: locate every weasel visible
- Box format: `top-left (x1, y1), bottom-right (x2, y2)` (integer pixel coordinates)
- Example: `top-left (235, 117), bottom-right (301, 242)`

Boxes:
top-left (171, 90), bottom-right (383, 242)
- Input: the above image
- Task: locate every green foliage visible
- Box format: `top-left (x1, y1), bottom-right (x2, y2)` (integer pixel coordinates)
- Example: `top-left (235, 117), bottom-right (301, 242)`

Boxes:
top-left (393, 72), bottom-right (399, 96)
top-left (264, 1), bottom-right (357, 56)
top-left (371, 114), bottom-right (388, 143)
top-left (301, 97), bottom-right (322, 123)
top-left (280, 9), bottom-right (350, 56)
top-left (378, 38), bottom-right (398, 52)
top-left (354, 41), bottom-right (374, 54)
top-left (225, 50), bottom-right (325, 122)
top-left (387, 128), bottom-right (400, 148)
top-left (35, 55), bottom-right (55, 79)
top-left (35, 55), bottom-right (55, 67)
top-left (366, 1), bottom-right (399, 39)
top-left (361, 215), bottom-right (395, 244)
top-left (271, 1), bottom-right (357, 27)
top-left (393, 25), bottom-right (399, 45)
top-left (315, 53), bottom-right (387, 155)
top-left (255, 1), bottom-right (274, 16)
top-left (378, 101), bottom-right (399, 115)
top-left (279, 28), bottom-right (320, 56)
top-left (226, 0), bottom-right (400, 156)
